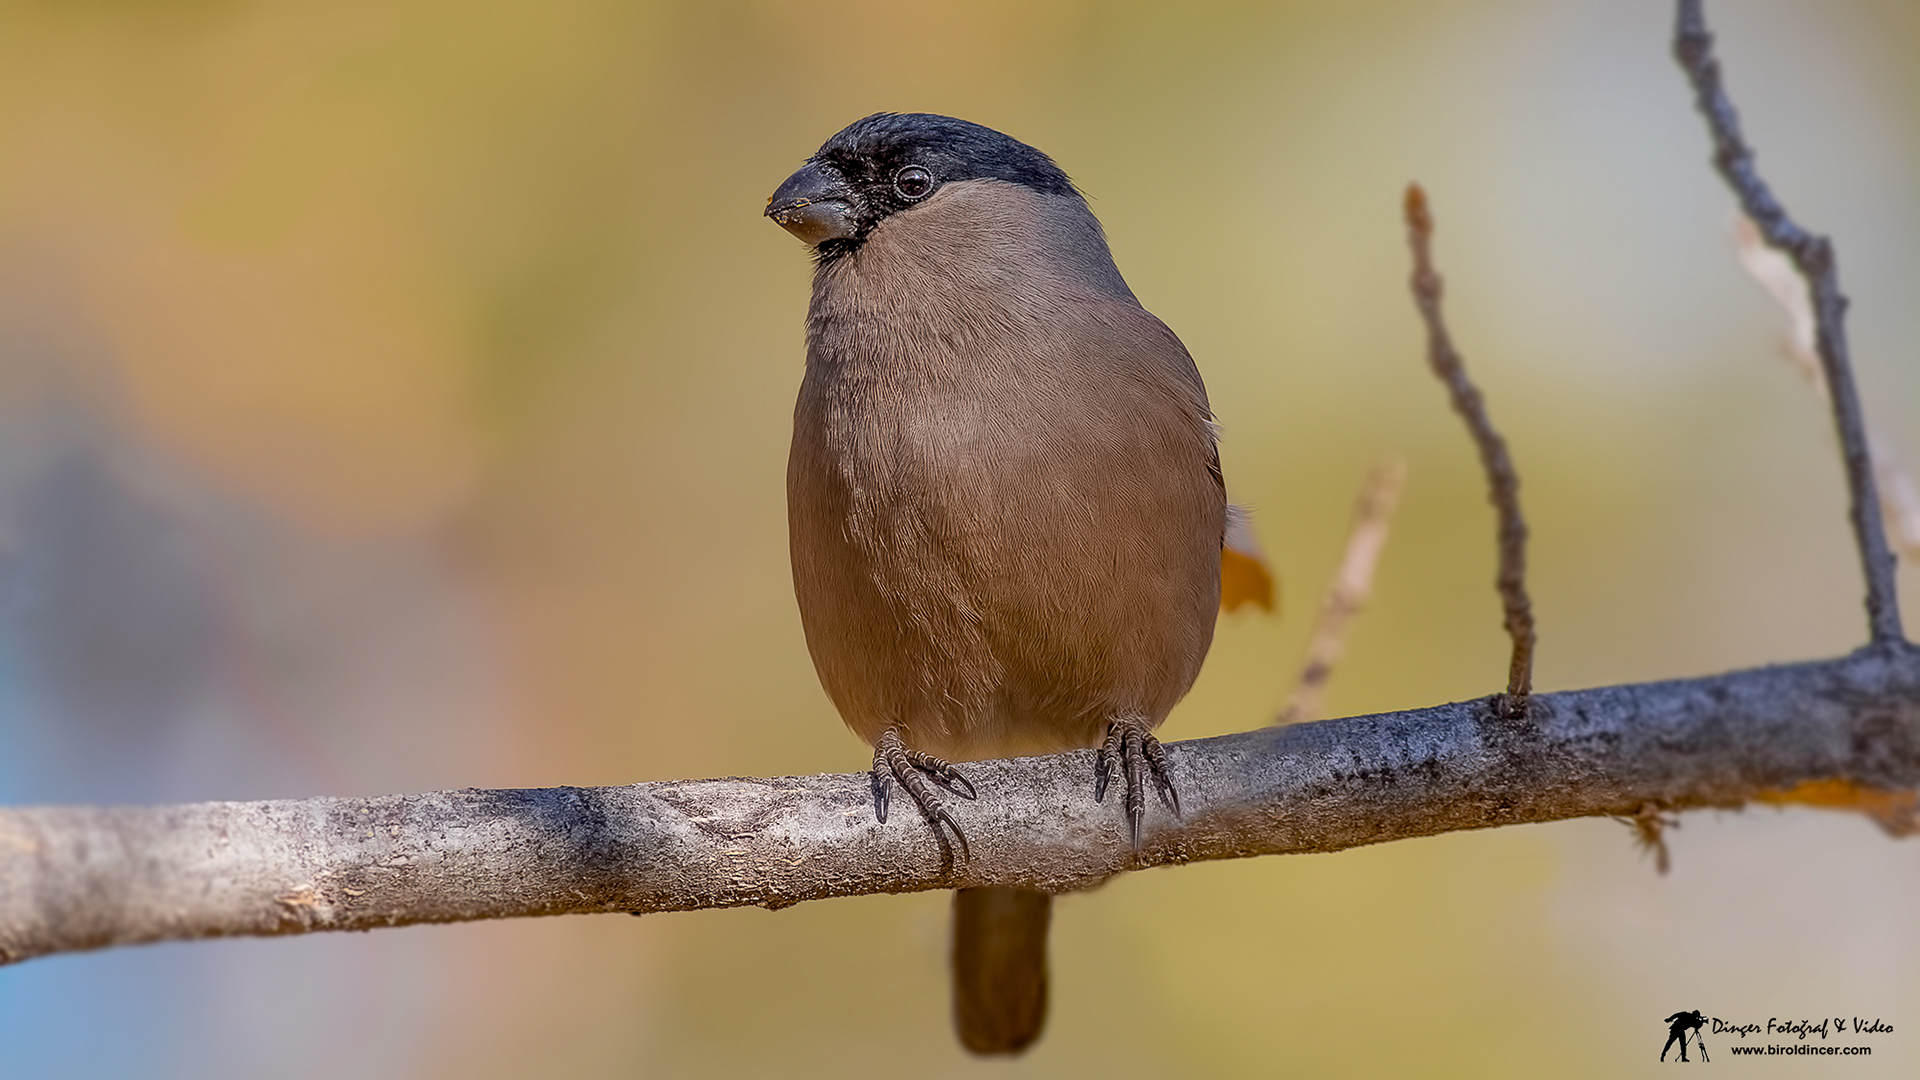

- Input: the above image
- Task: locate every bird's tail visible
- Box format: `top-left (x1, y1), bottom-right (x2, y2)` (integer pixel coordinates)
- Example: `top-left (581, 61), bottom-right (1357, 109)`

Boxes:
top-left (951, 886), bottom-right (1052, 1056)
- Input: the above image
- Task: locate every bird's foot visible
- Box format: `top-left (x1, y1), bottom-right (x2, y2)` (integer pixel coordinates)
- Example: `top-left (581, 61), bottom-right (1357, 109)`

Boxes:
top-left (873, 727), bottom-right (978, 859)
top-left (1095, 716), bottom-right (1180, 850)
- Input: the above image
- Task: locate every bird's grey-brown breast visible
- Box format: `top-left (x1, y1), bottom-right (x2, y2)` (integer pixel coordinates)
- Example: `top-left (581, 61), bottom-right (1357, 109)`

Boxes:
top-left (787, 179), bottom-right (1224, 761)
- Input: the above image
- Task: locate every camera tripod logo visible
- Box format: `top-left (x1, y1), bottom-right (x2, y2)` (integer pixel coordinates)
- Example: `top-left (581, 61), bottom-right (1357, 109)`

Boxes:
top-left (1661, 1009), bottom-right (1712, 1063)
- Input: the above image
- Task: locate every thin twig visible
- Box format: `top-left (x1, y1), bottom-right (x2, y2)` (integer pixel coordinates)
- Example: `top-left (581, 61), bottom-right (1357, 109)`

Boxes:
top-left (1404, 184), bottom-right (1537, 714)
top-left (1277, 458), bottom-right (1406, 724)
top-left (1734, 216), bottom-right (1920, 560)
top-left (1674, 0), bottom-right (1907, 646)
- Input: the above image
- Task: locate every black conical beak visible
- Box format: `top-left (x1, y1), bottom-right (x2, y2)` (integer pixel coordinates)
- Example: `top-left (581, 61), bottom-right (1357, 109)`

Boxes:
top-left (766, 161), bottom-right (857, 246)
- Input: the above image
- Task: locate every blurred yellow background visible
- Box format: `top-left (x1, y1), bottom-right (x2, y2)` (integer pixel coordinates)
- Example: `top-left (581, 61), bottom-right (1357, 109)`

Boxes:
top-left (2, 0), bottom-right (1917, 1076)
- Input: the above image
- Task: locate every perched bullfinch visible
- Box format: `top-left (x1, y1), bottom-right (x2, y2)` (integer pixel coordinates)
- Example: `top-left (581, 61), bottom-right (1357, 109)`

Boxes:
top-left (767, 113), bottom-right (1249, 1056)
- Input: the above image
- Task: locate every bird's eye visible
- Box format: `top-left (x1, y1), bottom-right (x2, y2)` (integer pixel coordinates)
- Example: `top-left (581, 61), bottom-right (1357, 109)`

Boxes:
top-left (893, 166), bottom-right (934, 201)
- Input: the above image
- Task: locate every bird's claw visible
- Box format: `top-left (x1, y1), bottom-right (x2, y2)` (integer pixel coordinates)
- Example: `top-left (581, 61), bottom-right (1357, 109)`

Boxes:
top-left (903, 744), bottom-right (977, 801)
top-left (871, 767), bottom-right (892, 824)
top-left (873, 727), bottom-right (975, 860)
top-left (1096, 717), bottom-right (1181, 850)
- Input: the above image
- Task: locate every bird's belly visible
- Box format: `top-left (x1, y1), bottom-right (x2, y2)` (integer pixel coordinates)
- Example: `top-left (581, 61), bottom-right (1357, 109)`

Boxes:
top-left (788, 392), bottom-right (1218, 761)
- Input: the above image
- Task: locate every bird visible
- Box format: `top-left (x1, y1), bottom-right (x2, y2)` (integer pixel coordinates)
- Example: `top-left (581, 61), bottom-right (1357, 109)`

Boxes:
top-left (766, 113), bottom-right (1233, 1057)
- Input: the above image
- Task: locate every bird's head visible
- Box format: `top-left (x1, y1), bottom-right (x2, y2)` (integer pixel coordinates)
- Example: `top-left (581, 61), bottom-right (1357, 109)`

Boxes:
top-left (765, 113), bottom-right (1077, 260)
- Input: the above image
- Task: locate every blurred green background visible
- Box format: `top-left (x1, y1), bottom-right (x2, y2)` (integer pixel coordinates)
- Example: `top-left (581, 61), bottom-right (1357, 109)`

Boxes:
top-left (2, 0), bottom-right (1917, 1075)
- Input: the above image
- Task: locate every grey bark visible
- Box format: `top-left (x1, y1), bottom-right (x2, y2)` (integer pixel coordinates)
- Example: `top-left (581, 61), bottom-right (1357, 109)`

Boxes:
top-left (4, 643), bottom-right (1916, 966)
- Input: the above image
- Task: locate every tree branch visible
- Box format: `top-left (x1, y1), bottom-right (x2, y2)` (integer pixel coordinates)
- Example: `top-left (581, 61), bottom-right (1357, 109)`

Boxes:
top-left (1674, 0), bottom-right (1907, 646)
top-left (4, 646), bottom-right (1917, 966)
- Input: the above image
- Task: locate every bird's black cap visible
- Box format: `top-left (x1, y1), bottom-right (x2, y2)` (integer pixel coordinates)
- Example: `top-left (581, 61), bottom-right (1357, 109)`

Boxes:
top-left (813, 113), bottom-right (1076, 200)
top-left (767, 113), bottom-right (1078, 257)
